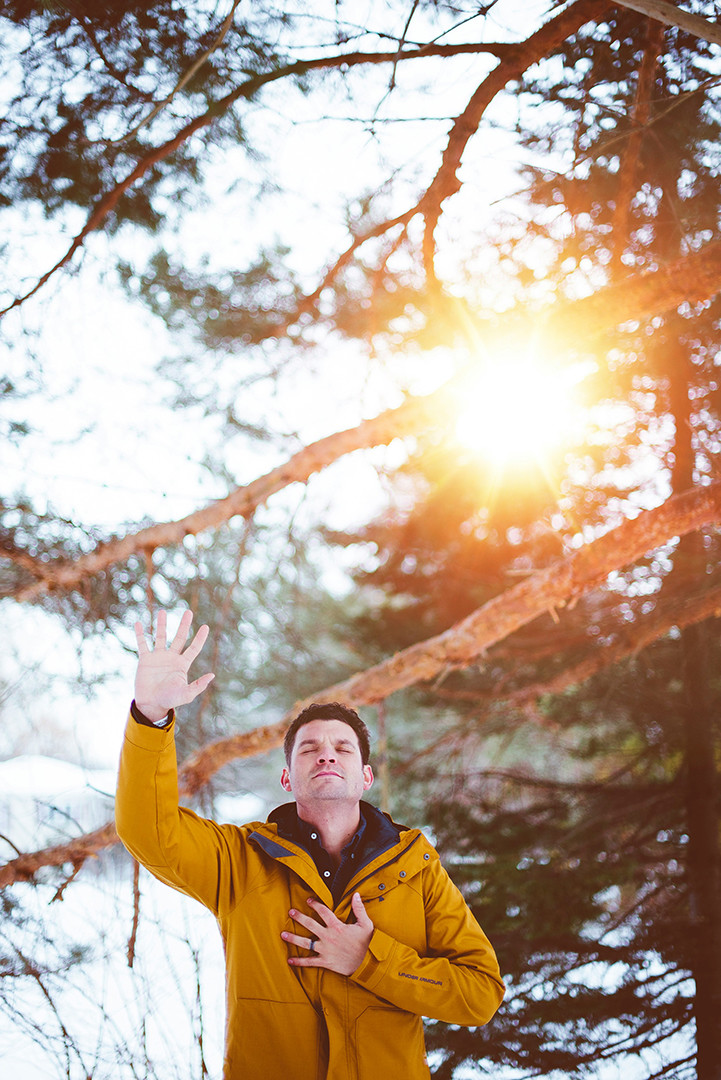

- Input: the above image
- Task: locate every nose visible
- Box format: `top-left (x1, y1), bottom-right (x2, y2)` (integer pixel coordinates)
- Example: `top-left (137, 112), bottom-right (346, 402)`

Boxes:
top-left (317, 748), bottom-right (336, 763)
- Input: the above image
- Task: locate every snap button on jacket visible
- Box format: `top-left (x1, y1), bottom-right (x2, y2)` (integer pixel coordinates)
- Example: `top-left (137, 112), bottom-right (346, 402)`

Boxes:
top-left (115, 715), bottom-right (505, 1080)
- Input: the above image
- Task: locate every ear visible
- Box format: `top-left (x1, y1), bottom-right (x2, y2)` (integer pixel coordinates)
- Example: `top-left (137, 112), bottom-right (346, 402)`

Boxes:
top-left (362, 764), bottom-right (374, 791)
top-left (280, 766), bottom-right (292, 792)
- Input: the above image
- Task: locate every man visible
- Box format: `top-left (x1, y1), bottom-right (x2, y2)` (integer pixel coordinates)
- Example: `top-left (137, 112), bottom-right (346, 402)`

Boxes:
top-left (115, 609), bottom-right (504, 1080)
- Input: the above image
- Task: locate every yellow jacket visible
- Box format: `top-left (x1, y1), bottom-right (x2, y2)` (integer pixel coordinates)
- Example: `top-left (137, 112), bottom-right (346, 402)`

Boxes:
top-left (115, 715), bottom-right (505, 1080)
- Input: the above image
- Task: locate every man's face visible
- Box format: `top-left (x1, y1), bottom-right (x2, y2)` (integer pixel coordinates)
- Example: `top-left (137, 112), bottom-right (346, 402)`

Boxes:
top-left (280, 718), bottom-right (373, 809)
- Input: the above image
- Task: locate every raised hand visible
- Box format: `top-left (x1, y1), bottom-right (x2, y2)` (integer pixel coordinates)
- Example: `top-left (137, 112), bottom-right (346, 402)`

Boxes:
top-left (134, 609), bottom-right (215, 722)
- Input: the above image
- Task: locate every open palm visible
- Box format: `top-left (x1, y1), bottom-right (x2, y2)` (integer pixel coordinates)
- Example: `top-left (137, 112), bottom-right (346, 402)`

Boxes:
top-left (134, 609), bottom-right (214, 722)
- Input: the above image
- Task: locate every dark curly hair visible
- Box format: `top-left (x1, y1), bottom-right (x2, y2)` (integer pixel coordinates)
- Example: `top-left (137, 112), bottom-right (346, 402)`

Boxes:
top-left (283, 702), bottom-right (371, 765)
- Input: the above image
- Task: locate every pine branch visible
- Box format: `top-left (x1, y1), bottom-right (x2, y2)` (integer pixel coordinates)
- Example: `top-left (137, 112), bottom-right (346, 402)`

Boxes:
top-left (6, 385), bottom-right (456, 601)
top-left (403, 578), bottom-right (721, 766)
top-left (167, 478), bottom-right (721, 789)
top-left (0, 821), bottom-right (118, 889)
top-left (541, 235), bottom-right (721, 342)
top-left (0, 41), bottom-right (509, 318)
top-left (418, 0), bottom-right (613, 278)
top-left (508, 580), bottom-right (721, 708)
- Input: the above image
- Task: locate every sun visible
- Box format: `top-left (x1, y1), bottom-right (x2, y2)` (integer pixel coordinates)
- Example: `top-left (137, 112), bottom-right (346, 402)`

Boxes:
top-left (454, 351), bottom-right (587, 472)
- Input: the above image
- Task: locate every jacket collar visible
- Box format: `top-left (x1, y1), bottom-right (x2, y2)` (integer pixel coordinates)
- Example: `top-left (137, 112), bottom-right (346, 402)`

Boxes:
top-left (247, 802), bottom-right (425, 907)
top-left (268, 800), bottom-right (403, 864)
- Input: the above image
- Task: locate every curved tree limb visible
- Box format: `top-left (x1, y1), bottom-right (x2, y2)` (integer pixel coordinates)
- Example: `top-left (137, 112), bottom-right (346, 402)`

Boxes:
top-left (507, 580), bottom-right (721, 711)
top-left (425, 578), bottom-right (721, 714)
top-left (7, 385), bottom-right (457, 601)
top-left (228, 479), bottom-right (719, 740)
top-left (2, 478), bottom-right (718, 888)
top-left (418, 0), bottom-right (612, 277)
top-left (0, 821), bottom-right (119, 889)
top-left (540, 235), bottom-right (721, 342)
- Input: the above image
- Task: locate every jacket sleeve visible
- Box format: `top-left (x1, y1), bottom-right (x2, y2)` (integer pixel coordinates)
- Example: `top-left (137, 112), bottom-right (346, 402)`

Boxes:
top-left (115, 711), bottom-right (249, 917)
top-left (350, 855), bottom-right (505, 1026)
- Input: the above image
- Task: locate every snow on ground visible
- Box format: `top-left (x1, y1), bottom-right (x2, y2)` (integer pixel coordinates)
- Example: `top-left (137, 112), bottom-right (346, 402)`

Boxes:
top-left (0, 755), bottom-right (269, 1079)
top-left (2, 867), bottom-right (227, 1080)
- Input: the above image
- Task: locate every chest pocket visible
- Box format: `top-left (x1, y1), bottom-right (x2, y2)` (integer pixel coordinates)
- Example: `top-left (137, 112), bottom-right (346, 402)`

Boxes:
top-left (361, 869), bottom-right (427, 953)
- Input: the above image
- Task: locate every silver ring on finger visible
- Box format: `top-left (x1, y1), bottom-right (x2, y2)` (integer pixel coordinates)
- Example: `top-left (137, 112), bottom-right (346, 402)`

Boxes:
top-left (308, 936), bottom-right (318, 954)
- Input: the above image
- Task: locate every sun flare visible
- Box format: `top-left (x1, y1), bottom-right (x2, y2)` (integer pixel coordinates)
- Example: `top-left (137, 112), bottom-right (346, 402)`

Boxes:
top-left (454, 352), bottom-right (586, 472)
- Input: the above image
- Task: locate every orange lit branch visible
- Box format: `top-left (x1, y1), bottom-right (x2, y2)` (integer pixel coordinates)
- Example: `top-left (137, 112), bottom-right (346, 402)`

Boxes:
top-left (7, 388), bottom-right (454, 602)
top-left (507, 580), bottom-right (721, 712)
top-left (431, 580), bottom-right (721, 713)
top-left (541, 236), bottom-right (721, 342)
top-left (418, 0), bottom-right (611, 280)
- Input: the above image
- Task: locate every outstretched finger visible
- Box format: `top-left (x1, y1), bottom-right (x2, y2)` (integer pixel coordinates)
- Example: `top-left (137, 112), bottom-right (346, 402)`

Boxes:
top-left (168, 609), bottom-right (193, 652)
top-left (183, 623), bottom-right (210, 665)
top-left (134, 621), bottom-right (150, 655)
top-left (155, 609), bottom-right (168, 650)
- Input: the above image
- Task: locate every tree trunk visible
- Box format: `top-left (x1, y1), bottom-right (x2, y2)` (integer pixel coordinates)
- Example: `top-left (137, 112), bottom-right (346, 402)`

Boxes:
top-left (668, 333), bottom-right (721, 1080)
top-left (682, 620), bottom-right (721, 1080)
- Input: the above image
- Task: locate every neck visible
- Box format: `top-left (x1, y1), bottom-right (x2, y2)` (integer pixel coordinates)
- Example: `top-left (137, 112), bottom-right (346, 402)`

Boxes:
top-left (296, 802), bottom-right (362, 863)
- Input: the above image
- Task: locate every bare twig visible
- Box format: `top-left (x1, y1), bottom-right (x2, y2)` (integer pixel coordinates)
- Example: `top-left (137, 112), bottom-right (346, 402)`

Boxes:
top-left (108, 0), bottom-right (244, 145)
top-left (127, 859), bottom-right (140, 968)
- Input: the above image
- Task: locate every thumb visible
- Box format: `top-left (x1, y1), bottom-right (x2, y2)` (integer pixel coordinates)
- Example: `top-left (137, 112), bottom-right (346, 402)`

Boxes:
top-left (186, 672), bottom-right (215, 701)
top-left (352, 891), bottom-right (372, 927)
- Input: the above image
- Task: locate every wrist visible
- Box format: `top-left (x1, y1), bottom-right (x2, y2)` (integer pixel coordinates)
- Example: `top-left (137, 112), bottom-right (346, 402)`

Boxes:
top-left (132, 699), bottom-right (171, 726)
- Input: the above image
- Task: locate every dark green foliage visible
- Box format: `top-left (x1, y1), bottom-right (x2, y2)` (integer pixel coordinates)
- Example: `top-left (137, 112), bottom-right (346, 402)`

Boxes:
top-left (0, 495), bottom-right (151, 630)
top-left (118, 247), bottom-right (307, 349)
top-left (420, 635), bottom-right (709, 1078)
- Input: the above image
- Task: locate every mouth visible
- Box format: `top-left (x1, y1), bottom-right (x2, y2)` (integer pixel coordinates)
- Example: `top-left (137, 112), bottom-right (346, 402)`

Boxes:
top-left (313, 770), bottom-right (343, 779)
